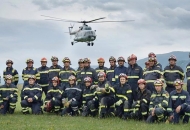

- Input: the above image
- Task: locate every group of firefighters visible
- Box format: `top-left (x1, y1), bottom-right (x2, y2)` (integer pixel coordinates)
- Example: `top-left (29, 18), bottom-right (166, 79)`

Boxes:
top-left (0, 52), bottom-right (190, 124)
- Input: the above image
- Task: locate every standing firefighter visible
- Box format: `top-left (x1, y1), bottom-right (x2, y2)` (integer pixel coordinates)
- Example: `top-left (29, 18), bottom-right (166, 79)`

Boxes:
top-left (3, 60), bottom-right (19, 86)
top-left (143, 56), bottom-right (162, 93)
top-left (48, 56), bottom-right (62, 85)
top-left (36, 57), bottom-right (49, 95)
top-left (163, 55), bottom-right (184, 93)
top-left (127, 54), bottom-right (143, 101)
top-left (95, 58), bottom-right (108, 75)
top-left (59, 57), bottom-right (76, 90)
top-left (22, 59), bottom-right (38, 88)
top-left (148, 52), bottom-right (162, 71)
top-left (0, 75), bottom-right (18, 114)
top-left (131, 79), bottom-right (151, 121)
top-left (114, 73), bottom-right (132, 120)
top-left (61, 75), bottom-right (82, 116)
top-left (167, 79), bottom-right (190, 124)
top-left (90, 72), bottom-right (115, 118)
top-left (113, 57), bottom-right (128, 85)
top-left (186, 53), bottom-right (190, 94)
top-left (44, 77), bottom-right (62, 114)
top-left (76, 59), bottom-right (84, 87)
top-left (146, 79), bottom-right (169, 123)
top-left (106, 56), bottom-right (117, 85)
top-left (21, 75), bottom-right (42, 114)
top-left (81, 77), bottom-right (97, 117)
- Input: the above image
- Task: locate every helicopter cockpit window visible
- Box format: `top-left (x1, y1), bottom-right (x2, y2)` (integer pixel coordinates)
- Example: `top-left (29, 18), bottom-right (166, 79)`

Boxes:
top-left (84, 27), bottom-right (92, 30)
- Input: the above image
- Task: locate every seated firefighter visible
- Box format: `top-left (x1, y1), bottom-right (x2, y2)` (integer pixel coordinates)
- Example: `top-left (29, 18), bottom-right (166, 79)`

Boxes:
top-left (81, 76), bottom-right (98, 117)
top-left (146, 79), bottom-right (169, 123)
top-left (0, 75), bottom-right (18, 115)
top-left (21, 75), bottom-right (42, 114)
top-left (167, 79), bottom-right (190, 124)
top-left (44, 77), bottom-right (62, 114)
top-left (61, 75), bottom-right (82, 116)
top-left (114, 73), bottom-right (132, 120)
top-left (90, 71), bottom-right (115, 118)
top-left (131, 79), bottom-right (151, 121)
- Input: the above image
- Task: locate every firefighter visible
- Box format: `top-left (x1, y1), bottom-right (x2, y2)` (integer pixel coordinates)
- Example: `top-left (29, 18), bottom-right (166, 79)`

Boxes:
top-left (143, 56), bottom-right (162, 93)
top-left (81, 77), bottom-right (98, 117)
top-left (127, 54), bottom-right (143, 101)
top-left (167, 79), bottom-right (190, 124)
top-left (143, 61), bottom-right (149, 72)
top-left (148, 52), bottom-right (162, 70)
top-left (44, 77), bottom-right (62, 114)
top-left (61, 75), bottom-right (82, 116)
top-left (80, 58), bottom-right (98, 85)
top-left (90, 71), bottom-right (115, 118)
top-left (131, 79), bottom-right (151, 121)
top-left (95, 58), bottom-right (108, 75)
top-left (106, 56), bottom-right (117, 86)
top-left (36, 57), bottom-right (49, 95)
top-left (146, 79), bottom-right (169, 123)
top-left (186, 61), bottom-right (190, 94)
top-left (59, 57), bottom-right (76, 90)
top-left (22, 59), bottom-right (38, 88)
top-left (114, 73), bottom-right (132, 120)
top-left (3, 60), bottom-right (19, 86)
top-left (0, 75), bottom-right (18, 114)
top-left (76, 59), bottom-right (84, 87)
top-left (21, 75), bottom-right (42, 114)
top-left (48, 56), bottom-right (62, 85)
top-left (113, 57), bottom-right (128, 85)
top-left (163, 55), bottom-right (184, 93)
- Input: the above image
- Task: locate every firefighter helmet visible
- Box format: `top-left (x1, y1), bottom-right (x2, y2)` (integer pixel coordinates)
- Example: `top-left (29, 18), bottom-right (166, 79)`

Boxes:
top-left (41, 57), bottom-right (47, 62)
top-left (84, 77), bottom-right (92, 83)
top-left (52, 77), bottom-right (59, 83)
top-left (97, 58), bottom-right (105, 63)
top-left (174, 79), bottom-right (183, 86)
top-left (168, 55), bottom-right (177, 61)
top-left (78, 59), bottom-right (84, 63)
top-left (109, 56), bottom-right (116, 62)
top-left (68, 75), bottom-right (76, 81)
top-left (154, 79), bottom-right (163, 86)
top-left (6, 60), bottom-right (13, 65)
top-left (51, 56), bottom-right (59, 61)
top-left (119, 73), bottom-right (127, 79)
top-left (148, 52), bottom-right (156, 57)
top-left (83, 58), bottom-right (91, 63)
top-left (148, 56), bottom-right (156, 62)
top-left (62, 57), bottom-right (71, 63)
top-left (97, 71), bottom-right (106, 78)
top-left (5, 74), bottom-right (13, 80)
top-left (28, 75), bottom-right (36, 81)
top-left (130, 54), bottom-right (137, 61)
top-left (26, 59), bottom-right (34, 64)
top-left (138, 79), bottom-right (146, 84)
top-left (117, 57), bottom-right (125, 62)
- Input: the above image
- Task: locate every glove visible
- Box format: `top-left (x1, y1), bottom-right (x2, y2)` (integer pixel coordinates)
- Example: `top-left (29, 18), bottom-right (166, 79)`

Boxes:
top-left (105, 83), bottom-right (109, 89)
top-left (90, 85), bottom-right (98, 90)
top-left (64, 101), bottom-right (71, 108)
top-left (115, 100), bottom-right (123, 106)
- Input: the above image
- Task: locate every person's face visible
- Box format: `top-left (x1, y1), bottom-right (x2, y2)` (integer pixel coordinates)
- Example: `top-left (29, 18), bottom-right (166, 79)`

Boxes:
top-left (120, 77), bottom-right (126, 85)
top-left (149, 61), bottom-right (154, 67)
top-left (52, 60), bottom-right (58, 66)
top-left (29, 79), bottom-right (35, 85)
top-left (64, 62), bottom-right (70, 67)
top-left (138, 83), bottom-right (145, 90)
top-left (7, 63), bottom-right (12, 68)
top-left (146, 65), bottom-right (149, 68)
top-left (85, 82), bottom-right (91, 87)
top-left (6, 79), bottom-right (12, 84)
top-left (98, 76), bottom-right (105, 82)
top-left (175, 84), bottom-right (182, 91)
top-left (41, 61), bottom-right (47, 66)
top-left (79, 62), bottom-right (84, 68)
top-left (169, 60), bottom-right (176, 66)
top-left (84, 62), bottom-right (89, 67)
top-left (155, 85), bottom-right (162, 92)
top-left (53, 81), bottom-right (58, 87)
top-left (69, 80), bottom-right (75, 85)
top-left (98, 62), bottom-right (104, 67)
top-left (27, 62), bottom-right (33, 68)
top-left (118, 61), bottom-right (124, 66)
top-left (130, 59), bottom-right (136, 65)
top-left (109, 61), bottom-right (115, 67)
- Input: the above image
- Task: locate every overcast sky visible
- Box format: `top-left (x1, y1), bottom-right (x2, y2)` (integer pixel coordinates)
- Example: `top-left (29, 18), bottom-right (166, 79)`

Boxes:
top-left (1, 0), bottom-right (190, 76)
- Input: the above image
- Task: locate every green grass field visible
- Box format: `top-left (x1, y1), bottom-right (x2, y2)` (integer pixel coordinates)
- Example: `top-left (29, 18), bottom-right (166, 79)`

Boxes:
top-left (0, 84), bottom-right (190, 130)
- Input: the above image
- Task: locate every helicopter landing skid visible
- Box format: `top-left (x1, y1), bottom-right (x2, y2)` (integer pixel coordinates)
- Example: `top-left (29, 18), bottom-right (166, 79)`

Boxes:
top-left (87, 42), bottom-right (94, 46)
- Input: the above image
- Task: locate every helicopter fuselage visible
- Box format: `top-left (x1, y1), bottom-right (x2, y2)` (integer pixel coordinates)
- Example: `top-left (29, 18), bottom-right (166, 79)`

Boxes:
top-left (74, 30), bottom-right (96, 42)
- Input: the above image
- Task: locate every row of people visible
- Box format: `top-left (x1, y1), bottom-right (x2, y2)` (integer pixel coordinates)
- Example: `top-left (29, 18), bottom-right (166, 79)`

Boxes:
top-left (0, 73), bottom-right (190, 124)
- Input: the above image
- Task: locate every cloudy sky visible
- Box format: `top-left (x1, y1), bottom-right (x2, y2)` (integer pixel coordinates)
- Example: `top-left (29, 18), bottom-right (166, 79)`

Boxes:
top-left (1, 0), bottom-right (190, 76)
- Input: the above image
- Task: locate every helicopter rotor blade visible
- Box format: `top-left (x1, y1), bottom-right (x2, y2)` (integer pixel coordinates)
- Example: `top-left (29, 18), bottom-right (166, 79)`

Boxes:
top-left (42, 15), bottom-right (80, 22)
top-left (44, 19), bottom-right (80, 23)
top-left (85, 17), bottom-right (106, 23)
top-left (90, 20), bottom-right (135, 23)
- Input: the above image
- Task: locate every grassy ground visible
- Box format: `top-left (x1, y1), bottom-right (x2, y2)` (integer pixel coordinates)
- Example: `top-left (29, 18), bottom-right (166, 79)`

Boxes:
top-left (0, 84), bottom-right (190, 130)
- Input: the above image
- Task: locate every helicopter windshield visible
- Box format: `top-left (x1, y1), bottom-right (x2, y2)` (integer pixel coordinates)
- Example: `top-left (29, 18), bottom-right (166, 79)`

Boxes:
top-left (84, 26), bottom-right (92, 30)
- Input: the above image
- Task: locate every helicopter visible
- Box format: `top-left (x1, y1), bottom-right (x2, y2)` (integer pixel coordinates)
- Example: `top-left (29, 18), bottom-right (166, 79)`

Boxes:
top-left (41, 15), bottom-right (134, 46)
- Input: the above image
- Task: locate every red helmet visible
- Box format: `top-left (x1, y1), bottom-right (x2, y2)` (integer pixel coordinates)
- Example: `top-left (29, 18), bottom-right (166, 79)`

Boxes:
top-left (117, 57), bottom-right (125, 62)
top-left (119, 73), bottom-right (127, 79)
top-left (78, 59), bottom-right (84, 63)
top-left (148, 52), bottom-right (156, 57)
top-left (97, 58), bottom-right (105, 63)
top-left (52, 77), bottom-right (59, 83)
top-left (26, 59), bottom-right (34, 64)
top-left (168, 55), bottom-right (177, 61)
top-left (174, 79), bottom-right (183, 86)
top-left (129, 54), bottom-right (137, 61)
top-left (6, 60), bottom-right (13, 65)
top-left (97, 71), bottom-right (106, 78)
top-left (41, 57), bottom-right (47, 62)
top-left (109, 56), bottom-right (116, 62)
top-left (138, 79), bottom-right (146, 84)
top-left (68, 75), bottom-right (76, 81)
top-left (84, 77), bottom-right (92, 83)
top-left (51, 56), bottom-right (59, 61)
